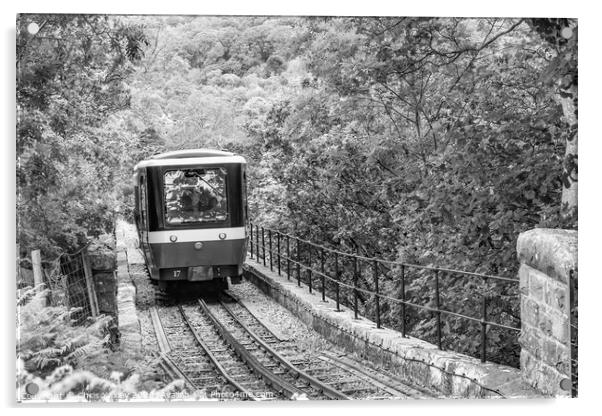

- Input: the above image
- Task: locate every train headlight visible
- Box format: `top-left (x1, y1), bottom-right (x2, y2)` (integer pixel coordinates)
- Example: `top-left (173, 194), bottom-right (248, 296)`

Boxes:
top-left (219, 233), bottom-right (227, 240)
top-left (169, 235), bottom-right (178, 243)
top-left (194, 242), bottom-right (204, 250)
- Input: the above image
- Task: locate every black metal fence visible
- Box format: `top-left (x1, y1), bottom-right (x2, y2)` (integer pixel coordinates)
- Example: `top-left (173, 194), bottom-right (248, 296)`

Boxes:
top-left (47, 245), bottom-right (99, 325)
top-left (249, 223), bottom-right (521, 366)
top-left (569, 269), bottom-right (578, 397)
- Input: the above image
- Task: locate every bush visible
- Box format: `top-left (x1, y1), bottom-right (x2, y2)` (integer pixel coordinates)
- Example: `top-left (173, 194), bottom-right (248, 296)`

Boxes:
top-left (16, 287), bottom-right (187, 401)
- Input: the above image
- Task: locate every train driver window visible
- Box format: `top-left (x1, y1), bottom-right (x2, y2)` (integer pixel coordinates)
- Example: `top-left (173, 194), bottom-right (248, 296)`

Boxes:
top-left (139, 175), bottom-right (147, 227)
top-left (164, 168), bottom-right (228, 225)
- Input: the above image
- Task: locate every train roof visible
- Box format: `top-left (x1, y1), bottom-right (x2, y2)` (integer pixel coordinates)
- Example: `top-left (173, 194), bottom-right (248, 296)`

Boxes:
top-left (134, 148), bottom-right (245, 171)
top-left (151, 149), bottom-right (234, 159)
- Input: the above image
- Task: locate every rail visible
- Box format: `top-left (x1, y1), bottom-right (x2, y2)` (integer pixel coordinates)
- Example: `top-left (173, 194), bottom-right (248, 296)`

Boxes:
top-left (178, 305), bottom-right (258, 400)
top-left (248, 222), bottom-right (521, 366)
top-left (196, 299), bottom-right (307, 400)
top-left (218, 295), bottom-right (350, 400)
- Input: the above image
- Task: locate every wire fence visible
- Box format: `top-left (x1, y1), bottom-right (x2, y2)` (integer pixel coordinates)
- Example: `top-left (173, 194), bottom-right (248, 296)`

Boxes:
top-left (249, 223), bottom-right (521, 367)
top-left (45, 245), bottom-right (99, 325)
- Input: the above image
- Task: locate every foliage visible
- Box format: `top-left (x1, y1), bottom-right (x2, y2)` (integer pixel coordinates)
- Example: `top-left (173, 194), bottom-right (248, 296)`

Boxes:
top-left (18, 288), bottom-right (113, 376)
top-left (527, 18), bottom-right (578, 218)
top-left (16, 287), bottom-right (189, 401)
top-left (17, 14), bottom-right (148, 258)
top-left (110, 16), bottom-right (576, 366)
top-left (17, 15), bottom-right (577, 368)
top-left (231, 17), bottom-right (576, 366)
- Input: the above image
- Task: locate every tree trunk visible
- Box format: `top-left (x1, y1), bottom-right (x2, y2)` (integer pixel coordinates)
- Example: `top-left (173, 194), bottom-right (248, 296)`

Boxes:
top-left (558, 88), bottom-right (578, 218)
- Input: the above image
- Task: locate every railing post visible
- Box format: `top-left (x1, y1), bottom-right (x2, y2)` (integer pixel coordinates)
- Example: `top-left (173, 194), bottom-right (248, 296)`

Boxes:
top-left (353, 257), bottom-right (359, 319)
top-left (250, 223), bottom-right (253, 259)
top-left (286, 235), bottom-right (291, 280)
top-left (268, 229), bottom-right (273, 271)
top-left (277, 232), bottom-right (281, 276)
top-left (435, 270), bottom-right (442, 350)
top-left (261, 227), bottom-right (266, 267)
top-left (569, 269), bottom-right (578, 397)
top-left (481, 295), bottom-right (488, 363)
top-left (401, 265), bottom-right (406, 337)
top-left (373, 260), bottom-right (380, 329)
top-left (256, 225), bottom-right (260, 264)
top-left (296, 238), bottom-right (301, 287)
top-left (321, 248), bottom-right (326, 302)
top-left (308, 244), bottom-right (312, 294)
top-left (335, 252), bottom-right (340, 312)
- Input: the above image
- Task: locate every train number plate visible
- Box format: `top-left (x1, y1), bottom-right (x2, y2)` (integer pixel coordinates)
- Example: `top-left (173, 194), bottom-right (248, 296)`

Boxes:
top-left (160, 268), bottom-right (188, 280)
top-left (189, 266), bottom-right (214, 281)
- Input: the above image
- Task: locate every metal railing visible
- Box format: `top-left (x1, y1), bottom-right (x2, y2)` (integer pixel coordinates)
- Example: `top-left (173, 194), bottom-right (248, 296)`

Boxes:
top-left (569, 269), bottom-right (578, 397)
top-left (248, 222), bottom-right (521, 366)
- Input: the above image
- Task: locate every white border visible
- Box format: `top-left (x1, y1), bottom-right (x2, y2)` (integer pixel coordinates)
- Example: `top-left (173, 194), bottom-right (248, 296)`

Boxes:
top-left (5, 2), bottom-right (601, 415)
top-left (146, 227), bottom-right (245, 243)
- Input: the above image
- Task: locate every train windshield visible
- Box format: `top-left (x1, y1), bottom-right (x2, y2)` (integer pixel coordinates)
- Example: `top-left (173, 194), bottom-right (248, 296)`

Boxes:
top-left (163, 168), bottom-right (228, 225)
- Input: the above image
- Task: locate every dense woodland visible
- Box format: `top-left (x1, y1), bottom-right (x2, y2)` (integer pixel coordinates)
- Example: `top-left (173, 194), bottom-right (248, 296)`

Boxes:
top-left (17, 15), bottom-right (577, 367)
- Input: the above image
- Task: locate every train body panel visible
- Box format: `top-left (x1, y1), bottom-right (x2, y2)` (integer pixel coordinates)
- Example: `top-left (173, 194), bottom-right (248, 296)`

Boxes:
top-left (148, 238), bottom-right (246, 268)
top-left (133, 149), bottom-right (248, 291)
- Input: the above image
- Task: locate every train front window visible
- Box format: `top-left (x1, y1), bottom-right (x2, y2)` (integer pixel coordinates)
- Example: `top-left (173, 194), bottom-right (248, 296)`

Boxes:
top-left (163, 168), bottom-right (228, 225)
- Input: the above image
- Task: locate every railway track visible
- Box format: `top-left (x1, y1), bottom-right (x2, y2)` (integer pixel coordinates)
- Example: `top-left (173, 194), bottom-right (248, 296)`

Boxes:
top-left (217, 292), bottom-right (433, 399)
top-left (150, 293), bottom-right (435, 401)
top-left (151, 304), bottom-right (282, 400)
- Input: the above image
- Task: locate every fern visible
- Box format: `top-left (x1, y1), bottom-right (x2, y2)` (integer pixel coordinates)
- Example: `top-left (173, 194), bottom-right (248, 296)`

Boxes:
top-left (66, 335), bottom-right (109, 365)
top-left (15, 275), bottom-right (172, 401)
top-left (31, 356), bottom-right (63, 371)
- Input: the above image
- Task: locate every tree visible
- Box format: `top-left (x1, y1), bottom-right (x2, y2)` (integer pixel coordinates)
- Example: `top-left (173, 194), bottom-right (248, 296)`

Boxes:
top-left (527, 18), bottom-right (578, 220)
top-left (239, 17), bottom-right (574, 366)
top-left (17, 14), bottom-right (147, 258)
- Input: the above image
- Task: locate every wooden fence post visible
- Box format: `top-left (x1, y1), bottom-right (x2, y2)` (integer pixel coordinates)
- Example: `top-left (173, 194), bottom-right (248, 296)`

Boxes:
top-left (31, 249), bottom-right (50, 306)
top-left (31, 250), bottom-right (43, 290)
top-left (82, 254), bottom-right (100, 317)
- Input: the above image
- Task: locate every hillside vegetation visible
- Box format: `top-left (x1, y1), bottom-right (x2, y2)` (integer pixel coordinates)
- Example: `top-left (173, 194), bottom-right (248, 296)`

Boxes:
top-left (17, 15), bottom-right (577, 366)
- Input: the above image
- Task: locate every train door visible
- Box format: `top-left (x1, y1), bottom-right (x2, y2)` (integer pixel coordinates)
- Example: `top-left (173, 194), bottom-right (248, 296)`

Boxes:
top-left (139, 173), bottom-right (151, 262)
top-left (243, 166), bottom-right (248, 224)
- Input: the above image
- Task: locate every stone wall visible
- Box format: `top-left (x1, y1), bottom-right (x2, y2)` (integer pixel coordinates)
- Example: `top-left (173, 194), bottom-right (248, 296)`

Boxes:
top-left (86, 236), bottom-right (118, 343)
top-left (87, 237), bottom-right (118, 317)
top-left (244, 262), bottom-right (540, 399)
top-left (517, 228), bottom-right (577, 397)
top-left (114, 221), bottom-right (142, 357)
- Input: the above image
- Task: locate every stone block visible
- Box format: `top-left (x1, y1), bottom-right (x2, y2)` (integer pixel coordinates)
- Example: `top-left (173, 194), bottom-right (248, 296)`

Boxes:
top-left (519, 325), bottom-right (542, 359)
top-left (555, 354), bottom-right (571, 376)
top-left (93, 272), bottom-right (117, 315)
top-left (517, 228), bottom-right (577, 284)
top-left (537, 313), bottom-right (553, 336)
top-left (541, 339), bottom-right (570, 376)
top-left (550, 314), bottom-right (569, 343)
top-left (544, 279), bottom-right (567, 313)
top-left (521, 298), bottom-right (540, 327)
top-left (518, 264), bottom-right (530, 296)
top-left (542, 339), bottom-right (559, 369)
top-left (87, 246), bottom-right (117, 272)
top-left (537, 363), bottom-right (569, 397)
top-left (528, 268), bottom-right (546, 302)
top-left (520, 349), bottom-right (534, 375)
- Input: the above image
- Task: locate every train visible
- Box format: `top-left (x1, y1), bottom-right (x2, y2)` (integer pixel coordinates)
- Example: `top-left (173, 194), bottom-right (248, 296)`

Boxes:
top-left (133, 149), bottom-right (248, 302)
